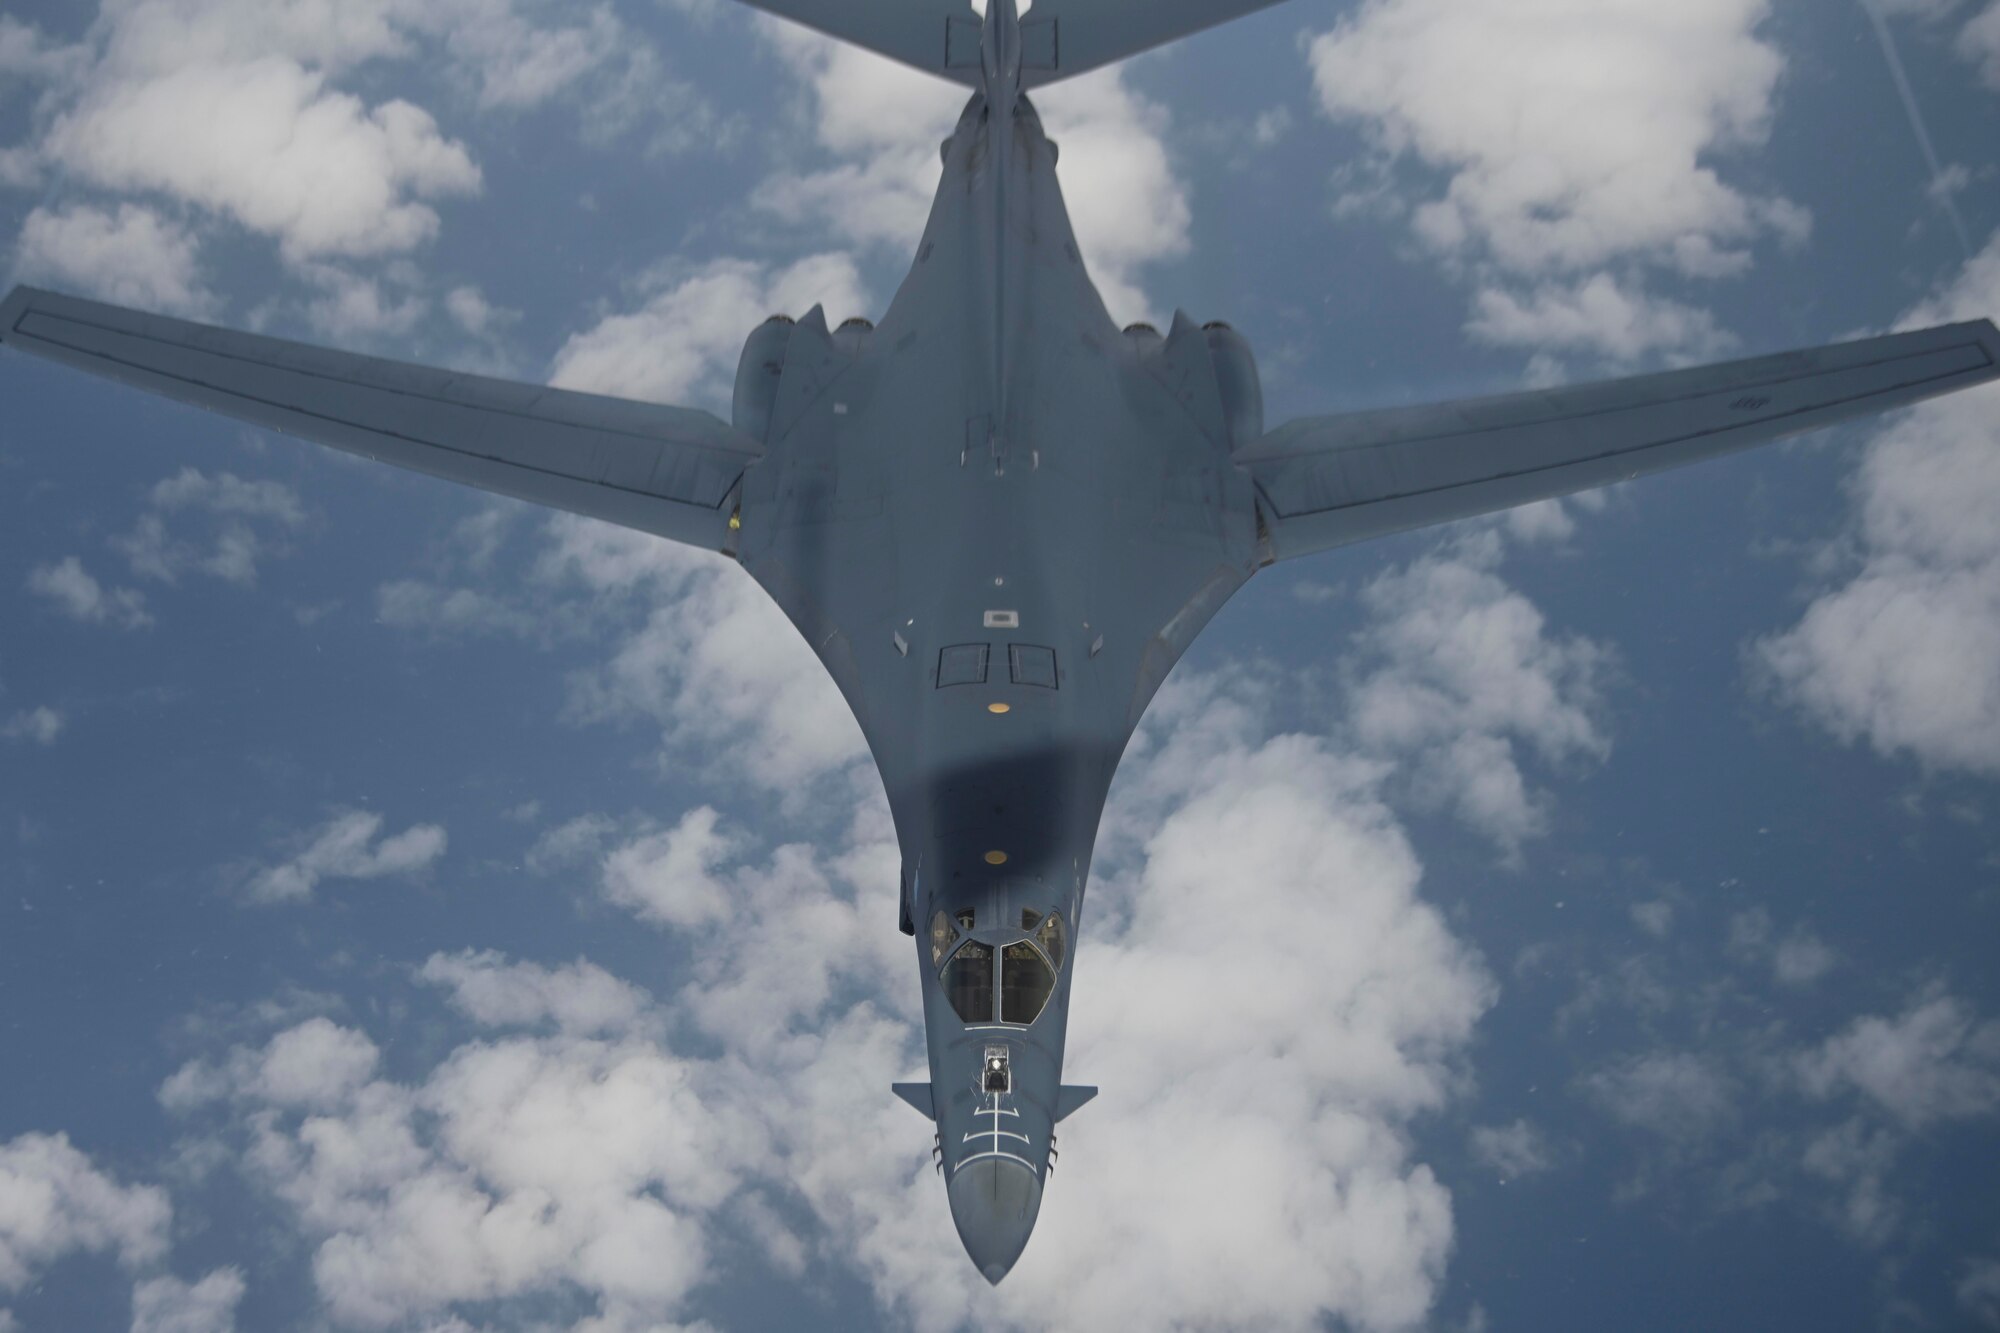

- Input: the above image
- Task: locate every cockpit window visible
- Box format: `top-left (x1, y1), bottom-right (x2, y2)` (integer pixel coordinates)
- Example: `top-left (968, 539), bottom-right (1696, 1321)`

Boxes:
top-left (1020, 908), bottom-right (1042, 931)
top-left (943, 941), bottom-right (993, 1024)
top-left (954, 907), bottom-right (975, 931)
top-left (1036, 913), bottom-right (1067, 971)
top-left (929, 910), bottom-right (959, 967)
top-left (1001, 942), bottom-right (1055, 1025)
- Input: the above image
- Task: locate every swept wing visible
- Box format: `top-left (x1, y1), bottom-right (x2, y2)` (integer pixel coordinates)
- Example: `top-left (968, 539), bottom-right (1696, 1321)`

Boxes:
top-left (0, 286), bottom-right (760, 551)
top-left (1242, 320), bottom-right (2000, 563)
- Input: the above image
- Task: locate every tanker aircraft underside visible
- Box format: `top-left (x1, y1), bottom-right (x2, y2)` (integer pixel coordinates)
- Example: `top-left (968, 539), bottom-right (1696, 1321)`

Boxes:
top-left (4, 0), bottom-right (1997, 1284)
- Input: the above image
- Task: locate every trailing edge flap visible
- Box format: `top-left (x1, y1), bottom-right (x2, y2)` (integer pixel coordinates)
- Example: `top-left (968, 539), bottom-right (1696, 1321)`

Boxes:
top-left (892, 1082), bottom-right (934, 1118)
top-left (1055, 1085), bottom-right (1098, 1121)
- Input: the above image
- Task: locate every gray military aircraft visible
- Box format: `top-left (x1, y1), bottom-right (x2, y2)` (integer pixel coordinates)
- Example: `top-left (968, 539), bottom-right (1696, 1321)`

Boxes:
top-left (3, 0), bottom-right (1997, 1286)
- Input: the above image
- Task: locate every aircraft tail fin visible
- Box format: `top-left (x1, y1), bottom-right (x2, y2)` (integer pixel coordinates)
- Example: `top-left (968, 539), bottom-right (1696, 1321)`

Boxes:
top-left (732, 0), bottom-right (1292, 89)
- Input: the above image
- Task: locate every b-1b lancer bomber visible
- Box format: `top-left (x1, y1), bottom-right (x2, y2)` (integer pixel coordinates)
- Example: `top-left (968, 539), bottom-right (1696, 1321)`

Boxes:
top-left (4, 0), bottom-right (1997, 1286)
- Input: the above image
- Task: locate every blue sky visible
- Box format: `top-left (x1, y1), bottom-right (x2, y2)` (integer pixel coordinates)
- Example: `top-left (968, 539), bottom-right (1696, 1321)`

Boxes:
top-left (3, 1), bottom-right (1999, 1330)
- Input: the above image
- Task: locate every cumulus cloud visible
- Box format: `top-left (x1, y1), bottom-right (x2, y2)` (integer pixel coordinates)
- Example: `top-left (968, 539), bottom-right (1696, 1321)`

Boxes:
top-left (418, 950), bottom-right (655, 1037)
top-left (131, 1268), bottom-right (247, 1333)
top-left (1726, 908), bottom-right (1836, 986)
top-left (1309, 0), bottom-right (1804, 361)
top-left (2, 707), bottom-right (63, 745)
top-left (115, 468), bottom-right (306, 588)
top-left (550, 252), bottom-right (868, 410)
top-left (1343, 531), bottom-right (1612, 852)
top-left (46, 60), bottom-right (478, 262)
top-left (170, 661), bottom-right (1494, 1330)
top-left (1964, 2), bottom-right (2000, 85)
top-left (1963, 1256), bottom-right (2000, 1327)
top-left (1798, 991), bottom-right (2000, 1128)
top-left (1469, 1120), bottom-right (1553, 1179)
top-left (160, 1006), bottom-right (760, 1330)
top-left (1582, 1051), bottom-right (1737, 1143)
top-left (537, 516), bottom-right (868, 792)
top-left (26, 556), bottom-right (153, 629)
top-left (1466, 273), bottom-right (1734, 363)
top-left (243, 809), bottom-right (448, 905)
top-left (0, 1132), bottom-right (171, 1292)
top-left (13, 204), bottom-right (212, 316)
top-left (1757, 233), bottom-right (2000, 774)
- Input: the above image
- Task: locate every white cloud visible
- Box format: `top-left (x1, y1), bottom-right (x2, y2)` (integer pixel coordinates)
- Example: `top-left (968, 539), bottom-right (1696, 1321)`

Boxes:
top-left (1032, 71), bottom-right (1192, 325)
top-left (523, 812), bottom-right (620, 874)
top-left (1798, 991), bottom-right (2000, 1128)
top-left (1467, 273), bottom-right (1735, 363)
top-left (1344, 532), bottom-right (1611, 851)
top-left (1758, 232), bottom-right (2000, 775)
top-left (1963, 1256), bottom-right (2000, 1328)
top-left (14, 204), bottom-right (212, 316)
top-left (1772, 930), bottom-right (1836, 986)
top-left (1964, 2), bottom-right (2000, 85)
top-left (2, 707), bottom-right (63, 745)
top-left (1308, 0), bottom-right (1803, 361)
top-left (538, 516), bottom-right (868, 792)
top-left (442, 284), bottom-right (515, 338)
top-left (46, 60), bottom-right (479, 262)
top-left (599, 806), bottom-right (737, 930)
top-left (375, 580), bottom-right (539, 637)
top-left (1800, 1117), bottom-right (1903, 1247)
top-left (116, 469), bottom-right (305, 588)
top-left (1582, 1052), bottom-right (1736, 1143)
top-left (0, 1132), bottom-right (171, 1292)
top-left (549, 252), bottom-right (868, 410)
top-left (26, 556), bottom-right (153, 629)
top-left (1469, 1120), bottom-right (1553, 1179)
top-left (244, 809), bottom-right (448, 905)
top-left (418, 950), bottom-right (655, 1037)
top-left (161, 1011), bottom-right (759, 1330)
top-left (131, 1267), bottom-right (247, 1333)
top-left (1629, 899), bottom-right (1674, 938)
top-left (172, 658), bottom-right (1494, 1330)
top-left (161, 1016), bottom-right (382, 1112)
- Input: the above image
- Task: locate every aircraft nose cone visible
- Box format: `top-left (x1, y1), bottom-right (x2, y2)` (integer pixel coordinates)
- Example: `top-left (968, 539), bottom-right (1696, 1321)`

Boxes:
top-left (947, 1157), bottom-right (1042, 1283)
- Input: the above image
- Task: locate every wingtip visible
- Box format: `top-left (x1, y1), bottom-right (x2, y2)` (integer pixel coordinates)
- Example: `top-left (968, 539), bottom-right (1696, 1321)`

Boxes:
top-left (0, 284), bottom-right (35, 343)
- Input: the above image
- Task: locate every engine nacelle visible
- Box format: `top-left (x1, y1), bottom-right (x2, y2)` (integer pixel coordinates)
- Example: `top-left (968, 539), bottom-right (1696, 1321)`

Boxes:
top-left (1122, 321), bottom-right (1163, 356)
top-left (834, 315), bottom-right (875, 355)
top-left (732, 314), bottom-right (796, 445)
top-left (1202, 321), bottom-right (1264, 448)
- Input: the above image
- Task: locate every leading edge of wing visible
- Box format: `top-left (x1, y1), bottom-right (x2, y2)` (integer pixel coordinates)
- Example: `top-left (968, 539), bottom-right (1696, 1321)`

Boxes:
top-left (0, 285), bottom-right (763, 551)
top-left (1242, 318), bottom-right (2000, 562)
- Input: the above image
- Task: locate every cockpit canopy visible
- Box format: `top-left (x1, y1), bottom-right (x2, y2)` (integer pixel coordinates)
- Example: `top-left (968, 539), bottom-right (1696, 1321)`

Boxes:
top-left (931, 908), bottom-right (1065, 1026)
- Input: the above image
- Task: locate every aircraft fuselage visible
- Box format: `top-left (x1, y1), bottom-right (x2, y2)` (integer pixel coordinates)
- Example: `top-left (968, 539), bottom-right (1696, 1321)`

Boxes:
top-left (728, 53), bottom-right (1262, 1281)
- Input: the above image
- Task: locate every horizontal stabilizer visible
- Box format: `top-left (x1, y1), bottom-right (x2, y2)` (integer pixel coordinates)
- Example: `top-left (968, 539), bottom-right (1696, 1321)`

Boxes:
top-left (732, 0), bottom-right (1292, 88)
top-left (1019, 0), bottom-right (1294, 88)
top-left (1055, 1085), bottom-right (1097, 1121)
top-left (734, 0), bottom-right (983, 86)
top-left (892, 1082), bottom-right (935, 1118)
